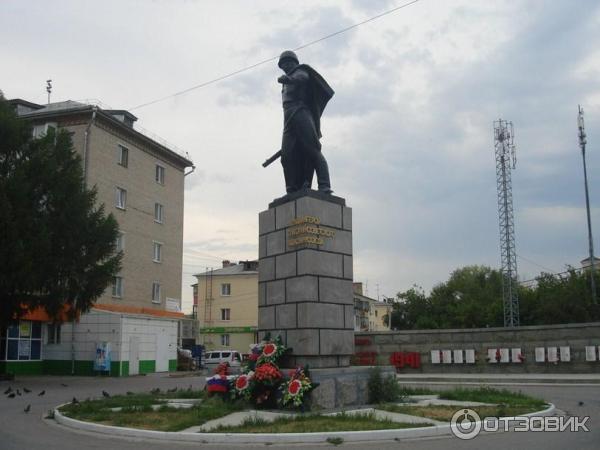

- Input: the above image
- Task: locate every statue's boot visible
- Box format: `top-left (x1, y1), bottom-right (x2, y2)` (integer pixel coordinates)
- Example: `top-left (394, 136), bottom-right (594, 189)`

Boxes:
top-left (314, 151), bottom-right (333, 194)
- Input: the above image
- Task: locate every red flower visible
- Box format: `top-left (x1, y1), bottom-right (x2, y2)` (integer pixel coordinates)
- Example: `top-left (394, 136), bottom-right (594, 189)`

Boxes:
top-left (288, 379), bottom-right (302, 396)
top-left (254, 363), bottom-right (282, 381)
top-left (249, 353), bottom-right (259, 361)
top-left (235, 374), bottom-right (250, 390)
top-left (262, 343), bottom-right (277, 358)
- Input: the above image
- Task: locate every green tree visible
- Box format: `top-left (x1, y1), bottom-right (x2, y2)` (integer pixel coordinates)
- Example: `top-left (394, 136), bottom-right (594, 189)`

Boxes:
top-left (0, 94), bottom-right (121, 325)
top-left (523, 268), bottom-right (600, 325)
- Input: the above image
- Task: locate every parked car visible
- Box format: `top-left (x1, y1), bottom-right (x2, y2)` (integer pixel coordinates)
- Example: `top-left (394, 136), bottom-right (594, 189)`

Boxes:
top-left (203, 350), bottom-right (242, 374)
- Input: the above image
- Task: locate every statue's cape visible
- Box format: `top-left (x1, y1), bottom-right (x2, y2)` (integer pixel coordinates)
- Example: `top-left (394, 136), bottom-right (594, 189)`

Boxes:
top-left (291, 64), bottom-right (334, 138)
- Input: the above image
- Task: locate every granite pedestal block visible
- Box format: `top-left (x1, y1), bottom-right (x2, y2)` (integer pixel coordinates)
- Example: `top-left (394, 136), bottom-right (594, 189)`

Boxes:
top-left (258, 190), bottom-right (354, 368)
top-left (309, 366), bottom-right (397, 409)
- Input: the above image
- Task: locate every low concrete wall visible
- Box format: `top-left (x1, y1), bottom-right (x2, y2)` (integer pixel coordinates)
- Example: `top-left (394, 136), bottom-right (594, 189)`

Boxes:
top-left (355, 322), bottom-right (600, 373)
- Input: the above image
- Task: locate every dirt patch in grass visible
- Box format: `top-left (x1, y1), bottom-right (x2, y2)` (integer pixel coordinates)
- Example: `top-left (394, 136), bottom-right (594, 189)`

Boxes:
top-left (379, 404), bottom-right (544, 422)
top-left (210, 412), bottom-right (433, 433)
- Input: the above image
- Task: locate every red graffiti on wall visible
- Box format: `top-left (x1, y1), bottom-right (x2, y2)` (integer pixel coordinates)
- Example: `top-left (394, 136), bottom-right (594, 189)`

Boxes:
top-left (354, 337), bottom-right (372, 346)
top-left (353, 351), bottom-right (378, 365)
top-left (390, 352), bottom-right (421, 369)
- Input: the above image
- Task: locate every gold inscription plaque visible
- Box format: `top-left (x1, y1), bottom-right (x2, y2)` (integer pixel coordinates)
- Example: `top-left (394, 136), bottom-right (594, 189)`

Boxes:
top-left (288, 216), bottom-right (335, 247)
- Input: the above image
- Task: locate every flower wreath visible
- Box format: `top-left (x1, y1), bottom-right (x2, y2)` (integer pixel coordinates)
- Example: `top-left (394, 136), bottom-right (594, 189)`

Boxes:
top-left (280, 366), bottom-right (314, 407)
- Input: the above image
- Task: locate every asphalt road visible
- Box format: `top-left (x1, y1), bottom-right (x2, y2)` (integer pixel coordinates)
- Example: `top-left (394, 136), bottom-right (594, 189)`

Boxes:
top-left (0, 374), bottom-right (598, 450)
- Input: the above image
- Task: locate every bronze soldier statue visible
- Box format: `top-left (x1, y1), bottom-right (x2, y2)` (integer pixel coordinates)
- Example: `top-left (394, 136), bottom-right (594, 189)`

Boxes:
top-left (272, 50), bottom-right (334, 194)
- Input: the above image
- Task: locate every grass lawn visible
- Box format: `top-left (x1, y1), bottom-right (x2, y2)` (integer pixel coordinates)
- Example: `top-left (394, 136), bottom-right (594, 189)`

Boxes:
top-left (57, 386), bottom-right (547, 432)
top-left (59, 391), bottom-right (244, 432)
top-left (380, 386), bottom-right (547, 421)
top-left (210, 412), bottom-right (433, 433)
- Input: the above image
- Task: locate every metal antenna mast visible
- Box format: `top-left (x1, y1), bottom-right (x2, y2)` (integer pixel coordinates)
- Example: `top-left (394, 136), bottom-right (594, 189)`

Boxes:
top-left (577, 105), bottom-right (597, 304)
top-left (46, 79), bottom-right (52, 104)
top-left (494, 119), bottom-right (520, 327)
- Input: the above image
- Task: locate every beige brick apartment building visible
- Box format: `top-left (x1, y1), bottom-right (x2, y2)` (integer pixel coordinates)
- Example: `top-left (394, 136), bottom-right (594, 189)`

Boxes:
top-left (193, 260), bottom-right (259, 353)
top-left (2, 99), bottom-right (194, 377)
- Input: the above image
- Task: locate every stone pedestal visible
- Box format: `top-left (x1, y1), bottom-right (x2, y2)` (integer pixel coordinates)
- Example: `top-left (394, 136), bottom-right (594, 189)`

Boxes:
top-left (258, 190), bottom-right (354, 368)
top-left (309, 366), bottom-right (397, 409)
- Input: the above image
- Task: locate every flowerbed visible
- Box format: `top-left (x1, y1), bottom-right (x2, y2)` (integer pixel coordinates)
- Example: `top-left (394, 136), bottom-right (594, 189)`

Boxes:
top-left (206, 333), bottom-right (317, 409)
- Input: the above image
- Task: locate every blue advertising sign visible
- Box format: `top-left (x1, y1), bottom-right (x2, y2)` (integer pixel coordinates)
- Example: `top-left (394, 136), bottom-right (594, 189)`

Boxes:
top-left (94, 342), bottom-right (111, 372)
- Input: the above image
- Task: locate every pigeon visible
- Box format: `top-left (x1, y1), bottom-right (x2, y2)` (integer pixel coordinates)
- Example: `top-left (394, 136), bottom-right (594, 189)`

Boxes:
top-left (16, 389), bottom-right (21, 396)
top-left (72, 397), bottom-right (79, 405)
top-left (578, 401), bottom-right (584, 406)
top-left (7, 392), bottom-right (16, 398)
top-left (126, 391), bottom-right (134, 396)
top-left (167, 387), bottom-right (177, 393)
top-left (24, 404), bottom-right (31, 413)
top-left (61, 383), bottom-right (68, 387)
top-left (3, 387), bottom-right (12, 395)
top-left (150, 388), bottom-right (160, 394)
top-left (38, 390), bottom-right (45, 396)
top-left (23, 387), bottom-right (31, 393)
top-left (102, 390), bottom-right (110, 398)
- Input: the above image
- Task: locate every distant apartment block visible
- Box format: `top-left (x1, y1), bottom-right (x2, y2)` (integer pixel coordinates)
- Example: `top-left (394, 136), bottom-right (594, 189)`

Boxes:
top-left (194, 260), bottom-right (259, 353)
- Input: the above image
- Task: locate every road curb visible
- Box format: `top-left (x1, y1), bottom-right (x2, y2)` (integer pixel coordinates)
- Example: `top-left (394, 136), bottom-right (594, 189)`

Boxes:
top-left (52, 403), bottom-right (556, 444)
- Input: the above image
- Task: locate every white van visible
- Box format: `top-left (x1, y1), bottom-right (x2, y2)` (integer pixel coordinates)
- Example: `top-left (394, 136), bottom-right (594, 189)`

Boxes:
top-left (203, 350), bottom-right (242, 373)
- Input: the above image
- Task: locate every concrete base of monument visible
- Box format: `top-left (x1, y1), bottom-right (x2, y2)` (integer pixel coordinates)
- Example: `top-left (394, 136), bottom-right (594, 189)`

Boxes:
top-left (307, 365), bottom-right (396, 409)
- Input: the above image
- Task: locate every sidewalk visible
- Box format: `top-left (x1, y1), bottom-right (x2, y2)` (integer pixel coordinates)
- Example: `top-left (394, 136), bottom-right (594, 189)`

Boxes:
top-left (395, 373), bottom-right (600, 385)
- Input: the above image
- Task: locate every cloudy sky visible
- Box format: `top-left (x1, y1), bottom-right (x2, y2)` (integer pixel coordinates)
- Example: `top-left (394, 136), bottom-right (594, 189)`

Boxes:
top-left (3, 0), bottom-right (600, 311)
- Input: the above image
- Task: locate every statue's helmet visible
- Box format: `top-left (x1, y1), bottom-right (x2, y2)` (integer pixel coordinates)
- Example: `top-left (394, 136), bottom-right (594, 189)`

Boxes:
top-left (278, 50), bottom-right (299, 68)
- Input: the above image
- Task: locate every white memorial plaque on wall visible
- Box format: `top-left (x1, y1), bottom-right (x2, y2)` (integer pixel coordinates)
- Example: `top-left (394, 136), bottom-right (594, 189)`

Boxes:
top-left (487, 348), bottom-right (498, 363)
top-left (442, 350), bottom-right (452, 364)
top-left (453, 349), bottom-right (464, 364)
top-left (499, 348), bottom-right (510, 363)
top-left (535, 347), bottom-right (545, 362)
top-left (559, 346), bottom-right (571, 362)
top-left (511, 348), bottom-right (523, 363)
top-left (547, 346), bottom-right (558, 362)
top-left (465, 349), bottom-right (476, 364)
top-left (586, 346), bottom-right (598, 362)
top-left (430, 350), bottom-right (441, 364)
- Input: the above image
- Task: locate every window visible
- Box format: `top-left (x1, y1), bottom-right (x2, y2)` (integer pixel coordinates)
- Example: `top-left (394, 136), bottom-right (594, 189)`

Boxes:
top-left (220, 334), bottom-right (230, 346)
top-left (115, 232), bottom-right (125, 252)
top-left (32, 122), bottom-right (57, 139)
top-left (115, 187), bottom-right (127, 209)
top-left (155, 164), bottom-right (165, 185)
top-left (153, 242), bottom-right (163, 263)
top-left (221, 283), bottom-right (231, 296)
top-left (117, 144), bottom-right (128, 167)
top-left (154, 203), bottom-right (164, 223)
top-left (152, 282), bottom-right (161, 303)
top-left (4, 321), bottom-right (42, 361)
top-left (47, 324), bottom-right (61, 344)
top-left (220, 308), bottom-right (230, 321)
top-left (112, 276), bottom-right (123, 298)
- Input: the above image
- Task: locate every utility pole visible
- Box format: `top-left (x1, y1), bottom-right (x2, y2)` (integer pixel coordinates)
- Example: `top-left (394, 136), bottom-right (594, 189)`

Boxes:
top-left (494, 119), bottom-right (520, 327)
top-left (578, 105), bottom-right (597, 304)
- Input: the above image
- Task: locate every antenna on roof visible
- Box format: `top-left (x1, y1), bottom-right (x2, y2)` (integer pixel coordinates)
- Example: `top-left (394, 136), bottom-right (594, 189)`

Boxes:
top-left (46, 79), bottom-right (52, 104)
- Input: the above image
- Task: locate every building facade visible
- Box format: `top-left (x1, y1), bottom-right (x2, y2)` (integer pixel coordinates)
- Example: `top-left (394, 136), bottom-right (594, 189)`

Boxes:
top-left (1, 99), bottom-right (193, 376)
top-left (194, 260), bottom-right (259, 353)
top-left (353, 283), bottom-right (392, 332)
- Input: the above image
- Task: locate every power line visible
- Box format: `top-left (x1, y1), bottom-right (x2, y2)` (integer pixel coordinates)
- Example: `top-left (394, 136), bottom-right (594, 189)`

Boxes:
top-left (515, 253), bottom-right (559, 275)
top-left (129, 0), bottom-right (421, 111)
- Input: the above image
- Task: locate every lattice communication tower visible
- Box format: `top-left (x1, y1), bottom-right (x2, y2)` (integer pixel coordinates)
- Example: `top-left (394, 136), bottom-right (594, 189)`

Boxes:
top-left (494, 119), bottom-right (519, 327)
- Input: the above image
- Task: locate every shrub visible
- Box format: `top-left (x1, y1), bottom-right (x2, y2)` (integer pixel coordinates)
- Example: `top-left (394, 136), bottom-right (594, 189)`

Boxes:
top-left (368, 367), bottom-right (401, 404)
